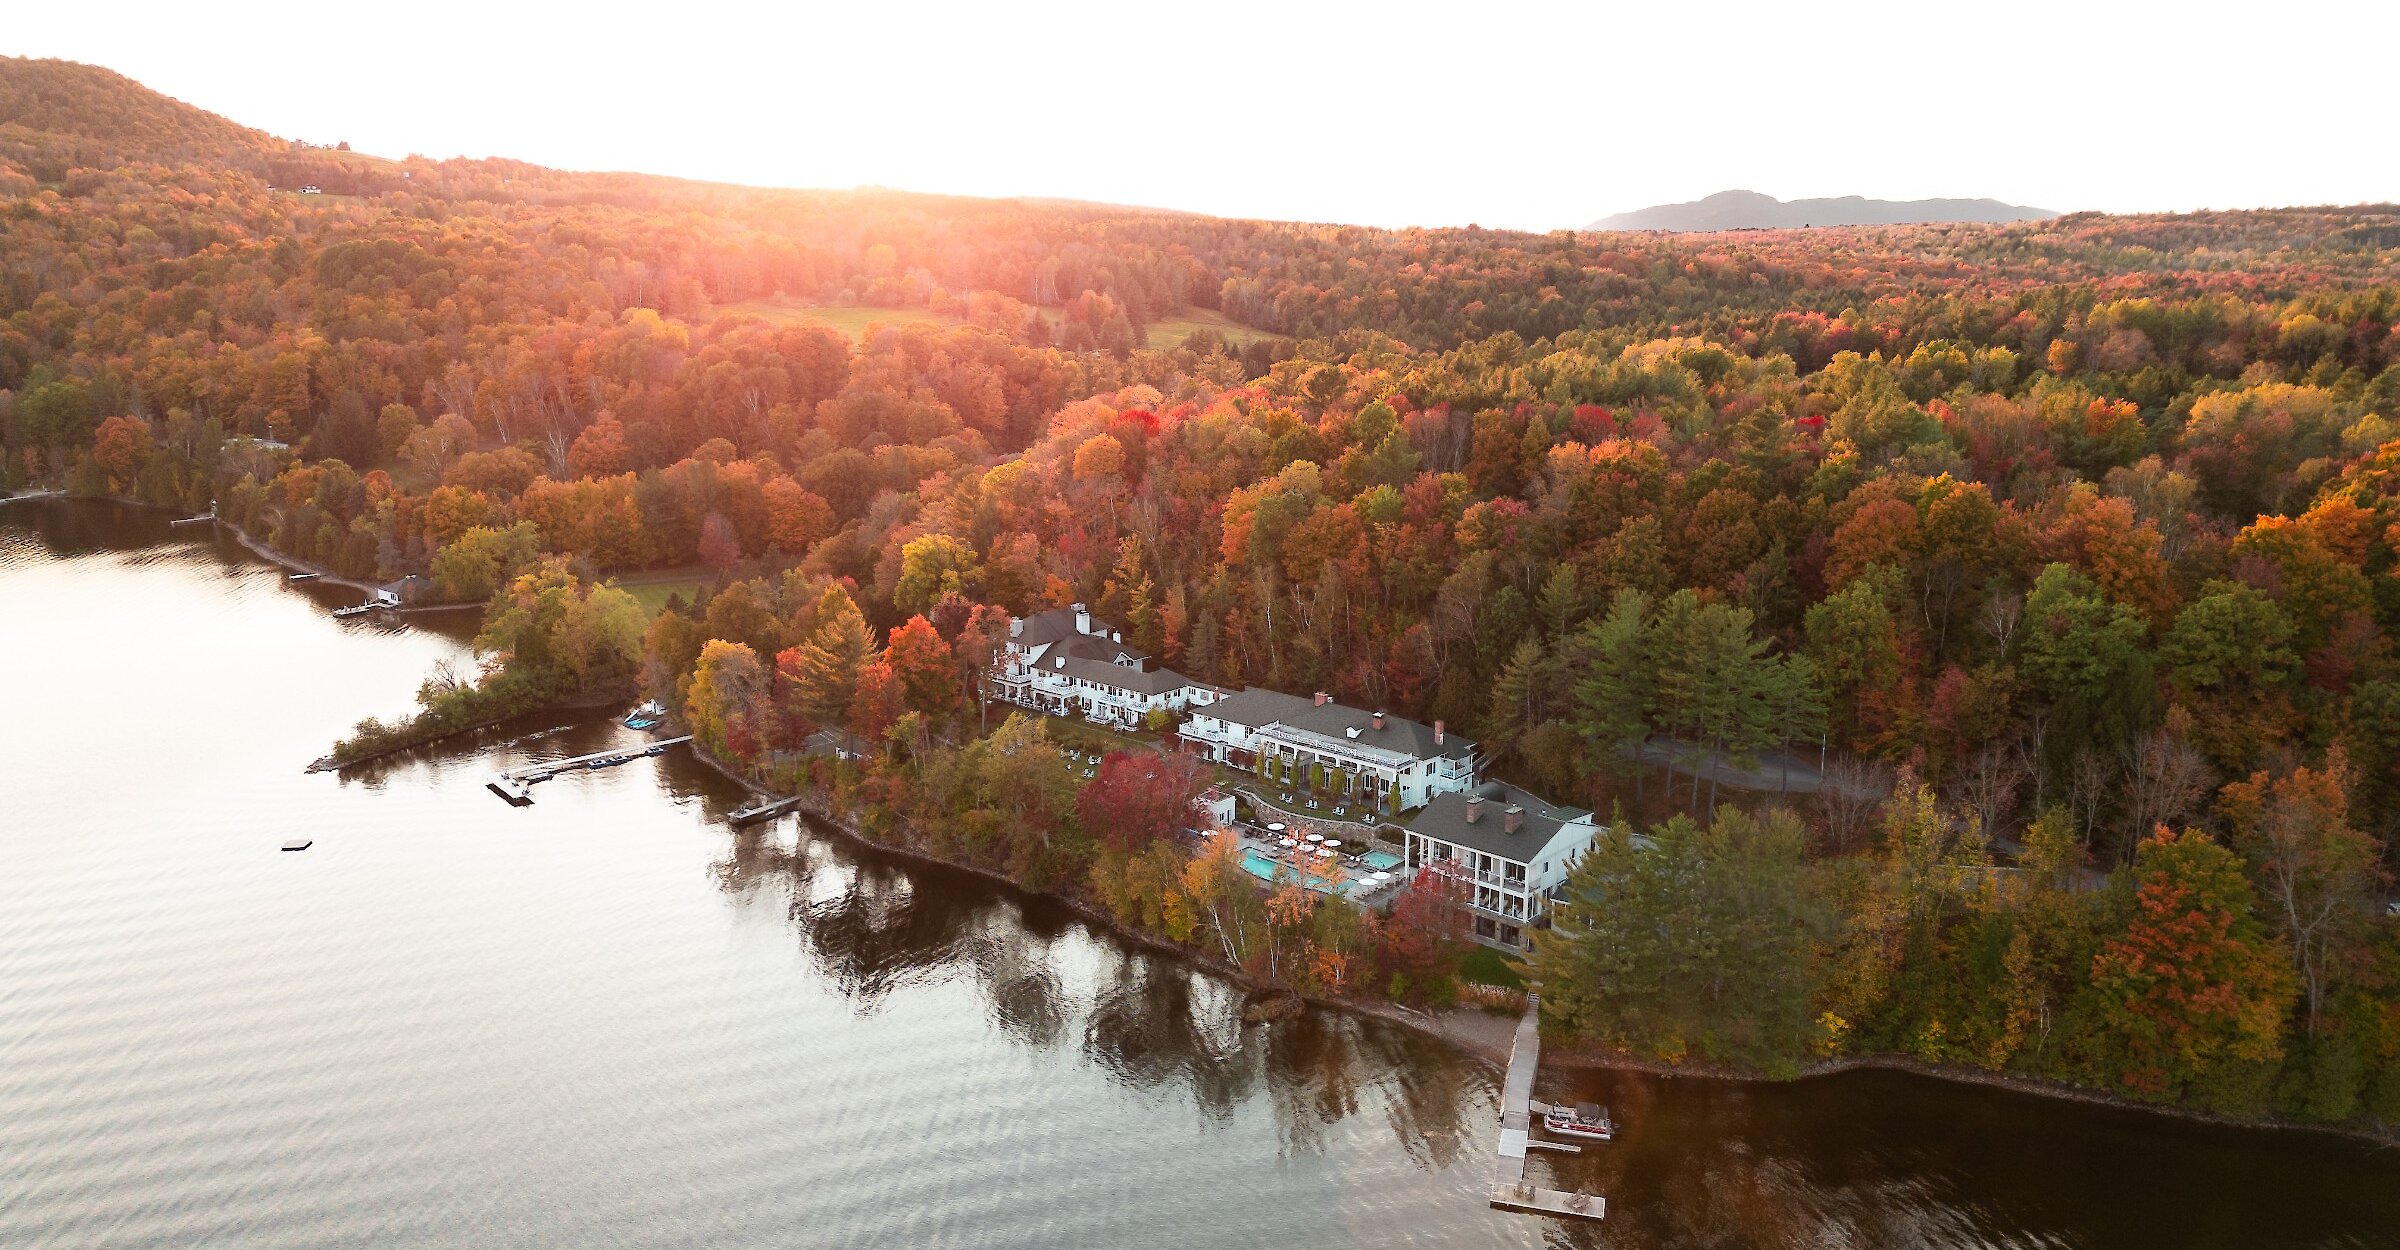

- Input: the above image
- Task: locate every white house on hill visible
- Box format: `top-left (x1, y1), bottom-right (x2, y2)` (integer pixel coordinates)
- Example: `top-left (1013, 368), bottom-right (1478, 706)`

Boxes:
top-left (985, 603), bottom-right (1222, 729)
top-left (1404, 780), bottom-right (1601, 950)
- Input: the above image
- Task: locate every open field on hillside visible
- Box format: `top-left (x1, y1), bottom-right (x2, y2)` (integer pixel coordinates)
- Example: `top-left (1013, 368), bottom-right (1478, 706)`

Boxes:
top-left (1145, 307), bottom-right (1272, 352)
top-left (713, 298), bottom-right (1272, 351)
top-left (712, 298), bottom-right (965, 336)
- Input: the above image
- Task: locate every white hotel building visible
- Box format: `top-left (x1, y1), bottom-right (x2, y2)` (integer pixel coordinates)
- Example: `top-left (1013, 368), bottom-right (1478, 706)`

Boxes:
top-left (984, 604), bottom-right (1224, 729)
top-left (1178, 688), bottom-right (1479, 815)
top-left (1403, 780), bottom-right (1602, 950)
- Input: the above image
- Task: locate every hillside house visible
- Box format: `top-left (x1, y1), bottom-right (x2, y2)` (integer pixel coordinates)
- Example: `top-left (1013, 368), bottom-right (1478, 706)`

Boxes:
top-left (1180, 688), bottom-right (1478, 815)
top-left (985, 604), bottom-right (1222, 729)
top-left (1404, 781), bottom-right (1601, 950)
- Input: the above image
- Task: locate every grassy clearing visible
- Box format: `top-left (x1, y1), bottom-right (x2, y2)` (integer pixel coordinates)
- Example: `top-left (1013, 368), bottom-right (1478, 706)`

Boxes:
top-left (609, 568), bottom-right (716, 617)
top-left (1146, 307), bottom-right (1273, 352)
top-left (1038, 715), bottom-right (1163, 757)
top-left (712, 297), bottom-right (1273, 352)
top-left (711, 298), bottom-right (966, 336)
top-left (1458, 944), bottom-right (1528, 990)
top-left (623, 581), bottom-right (709, 617)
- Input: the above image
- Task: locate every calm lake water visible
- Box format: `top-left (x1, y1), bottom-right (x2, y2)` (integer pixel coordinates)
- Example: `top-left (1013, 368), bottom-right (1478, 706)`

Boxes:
top-left (3, 497), bottom-right (2396, 1250)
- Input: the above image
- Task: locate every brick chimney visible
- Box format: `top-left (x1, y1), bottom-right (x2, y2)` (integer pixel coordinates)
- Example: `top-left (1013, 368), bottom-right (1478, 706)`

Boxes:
top-left (1371, 711), bottom-right (1385, 730)
top-left (1465, 794), bottom-right (1485, 824)
top-left (1434, 719), bottom-right (1445, 745)
top-left (1503, 804), bottom-right (1524, 834)
top-left (1314, 691), bottom-right (1331, 706)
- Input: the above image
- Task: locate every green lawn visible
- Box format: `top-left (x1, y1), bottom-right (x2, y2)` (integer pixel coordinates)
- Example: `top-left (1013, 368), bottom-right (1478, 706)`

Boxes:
top-left (1458, 944), bottom-right (1527, 990)
top-left (1039, 716), bottom-right (1163, 758)
top-left (611, 570), bottom-right (715, 618)
top-left (1145, 306), bottom-right (1274, 353)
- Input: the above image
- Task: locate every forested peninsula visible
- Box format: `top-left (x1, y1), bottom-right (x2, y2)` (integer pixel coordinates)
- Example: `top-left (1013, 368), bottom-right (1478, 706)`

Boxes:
top-left (7, 55), bottom-right (2400, 1133)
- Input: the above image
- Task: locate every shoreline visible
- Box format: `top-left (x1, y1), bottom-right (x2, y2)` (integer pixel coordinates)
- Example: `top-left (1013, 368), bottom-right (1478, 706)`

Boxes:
top-left (305, 693), bottom-right (627, 773)
top-left (680, 746), bottom-right (2400, 1149)
top-left (8, 489), bottom-right (476, 605)
top-left (9, 493), bottom-right (515, 774)
top-left (62, 487), bottom-right (2375, 1151)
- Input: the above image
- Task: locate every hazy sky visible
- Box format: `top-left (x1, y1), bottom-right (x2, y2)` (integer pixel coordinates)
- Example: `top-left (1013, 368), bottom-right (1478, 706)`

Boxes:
top-left (11, 1), bottom-right (2396, 230)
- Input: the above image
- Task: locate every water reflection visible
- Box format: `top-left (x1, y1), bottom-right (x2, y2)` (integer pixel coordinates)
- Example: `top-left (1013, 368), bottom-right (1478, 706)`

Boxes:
top-left (760, 813), bottom-right (1500, 1170)
top-left (1081, 953), bottom-right (1254, 1113)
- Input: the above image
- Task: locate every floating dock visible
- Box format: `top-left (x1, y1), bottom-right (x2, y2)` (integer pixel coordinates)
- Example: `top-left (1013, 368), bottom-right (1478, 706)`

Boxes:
top-left (729, 795), bottom-right (799, 824)
top-left (1490, 992), bottom-right (1605, 1222)
top-left (487, 736), bottom-right (691, 804)
top-left (168, 512), bottom-right (216, 527)
top-left (281, 839), bottom-right (312, 852)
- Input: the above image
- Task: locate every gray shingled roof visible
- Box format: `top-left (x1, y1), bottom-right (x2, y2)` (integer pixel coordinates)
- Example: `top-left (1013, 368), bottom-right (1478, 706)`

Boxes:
top-left (1047, 654), bottom-right (1198, 696)
top-left (1406, 780), bottom-right (1590, 861)
top-left (1201, 687), bottom-right (1475, 762)
top-left (1047, 633), bottom-right (1145, 665)
top-left (1012, 606), bottom-right (1099, 649)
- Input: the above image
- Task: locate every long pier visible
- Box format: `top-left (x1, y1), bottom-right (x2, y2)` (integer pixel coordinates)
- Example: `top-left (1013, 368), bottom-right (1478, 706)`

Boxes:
top-left (1489, 992), bottom-right (1606, 1222)
top-left (487, 736), bottom-right (690, 804)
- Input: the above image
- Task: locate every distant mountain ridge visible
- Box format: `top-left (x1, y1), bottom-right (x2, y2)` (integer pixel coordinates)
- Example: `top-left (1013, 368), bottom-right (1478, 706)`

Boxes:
top-left (1590, 189), bottom-right (2059, 232)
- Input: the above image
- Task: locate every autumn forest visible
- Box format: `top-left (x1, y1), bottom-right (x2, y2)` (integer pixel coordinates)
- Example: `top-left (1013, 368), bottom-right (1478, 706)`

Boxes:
top-left (7, 56), bottom-right (2400, 1132)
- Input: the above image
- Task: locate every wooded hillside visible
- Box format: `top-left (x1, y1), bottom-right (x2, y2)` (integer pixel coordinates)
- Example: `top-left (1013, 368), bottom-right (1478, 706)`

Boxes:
top-left (8, 57), bottom-right (2399, 1130)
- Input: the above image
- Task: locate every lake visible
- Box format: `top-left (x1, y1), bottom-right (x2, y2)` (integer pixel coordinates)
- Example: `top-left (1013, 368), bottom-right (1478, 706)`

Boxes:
top-left (3, 498), bottom-right (2394, 1250)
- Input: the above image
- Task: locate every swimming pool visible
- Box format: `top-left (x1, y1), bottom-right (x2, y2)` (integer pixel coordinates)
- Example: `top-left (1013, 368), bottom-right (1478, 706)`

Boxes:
top-left (1240, 847), bottom-right (1355, 895)
top-left (1360, 851), bottom-right (1403, 872)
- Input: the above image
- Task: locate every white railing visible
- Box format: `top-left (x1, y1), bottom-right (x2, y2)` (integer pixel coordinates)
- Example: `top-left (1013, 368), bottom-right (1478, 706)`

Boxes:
top-left (1253, 723), bottom-right (1419, 772)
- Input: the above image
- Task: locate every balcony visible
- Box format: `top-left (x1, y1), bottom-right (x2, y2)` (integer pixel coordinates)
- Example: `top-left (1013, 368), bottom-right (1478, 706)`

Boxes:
top-left (1422, 862), bottom-right (1529, 892)
top-left (1467, 896), bottom-right (1530, 921)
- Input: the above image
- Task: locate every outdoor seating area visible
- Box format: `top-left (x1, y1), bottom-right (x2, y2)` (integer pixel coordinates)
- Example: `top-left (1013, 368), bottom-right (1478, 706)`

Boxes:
top-left (1200, 818), bottom-right (1406, 902)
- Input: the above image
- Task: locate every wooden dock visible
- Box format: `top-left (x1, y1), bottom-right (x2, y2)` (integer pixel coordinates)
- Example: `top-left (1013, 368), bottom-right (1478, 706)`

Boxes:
top-left (729, 795), bottom-right (799, 824)
top-left (1489, 991), bottom-right (1605, 1222)
top-left (487, 736), bottom-right (691, 804)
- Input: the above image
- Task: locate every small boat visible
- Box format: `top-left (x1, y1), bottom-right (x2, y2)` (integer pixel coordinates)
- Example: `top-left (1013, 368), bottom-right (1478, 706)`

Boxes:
top-left (1542, 1103), bottom-right (1615, 1142)
top-left (623, 700), bottom-right (666, 731)
top-left (281, 839), bottom-right (312, 852)
top-left (644, 744), bottom-right (666, 757)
